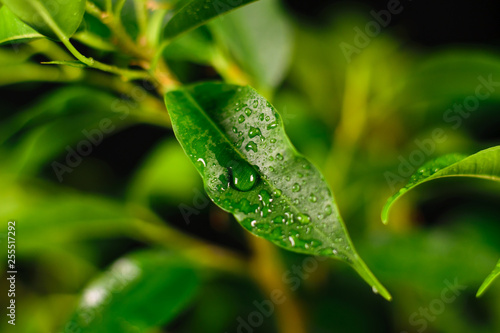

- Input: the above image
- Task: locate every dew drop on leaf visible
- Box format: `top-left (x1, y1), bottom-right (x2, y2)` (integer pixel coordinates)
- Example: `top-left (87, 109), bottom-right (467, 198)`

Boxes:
top-left (229, 163), bottom-right (258, 192)
top-left (245, 141), bottom-right (258, 152)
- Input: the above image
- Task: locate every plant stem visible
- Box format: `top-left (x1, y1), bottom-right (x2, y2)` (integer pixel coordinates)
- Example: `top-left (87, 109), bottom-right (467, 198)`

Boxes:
top-left (247, 236), bottom-right (308, 333)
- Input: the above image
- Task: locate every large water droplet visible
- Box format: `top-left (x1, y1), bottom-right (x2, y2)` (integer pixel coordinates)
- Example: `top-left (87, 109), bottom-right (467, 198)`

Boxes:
top-left (238, 115), bottom-right (245, 123)
top-left (229, 163), bottom-right (258, 192)
top-left (292, 183), bottom-right (301, 192)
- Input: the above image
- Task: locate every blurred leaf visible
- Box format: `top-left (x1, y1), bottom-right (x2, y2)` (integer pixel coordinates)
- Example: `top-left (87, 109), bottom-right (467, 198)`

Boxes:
top-left (2, 0), bottom-right (86, 39)
top-left (163, 0), bottom-right (257, 40)
top-left (128, 138), bottom-right (200, 205)
top-left (165, 82), bottom-right (390, 299)
top-left (0, 179), bottom-right (137, 250)
top-left (477, 259), bottom-right (500, 297)
top-left (0, 86), bottom-right (140, 175)
top-left (401, 50), bottom-right (500, 111)
top-left (164, 26), bottom-right (215, 64)
top-left (209, 0), bottom-right (292, 91)
top-left (0, 5), bottom-right (43, 45)
top-left (66, 250), bottom-right (200, 333)
top-left (74, 14), bottom-right (116, 52)
top-left (383, 147), bottom-right (500, 223)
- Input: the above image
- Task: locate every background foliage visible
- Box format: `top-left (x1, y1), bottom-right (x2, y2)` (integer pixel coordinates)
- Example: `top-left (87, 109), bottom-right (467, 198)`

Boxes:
top-left (1, 0), bottom-right (500, 332)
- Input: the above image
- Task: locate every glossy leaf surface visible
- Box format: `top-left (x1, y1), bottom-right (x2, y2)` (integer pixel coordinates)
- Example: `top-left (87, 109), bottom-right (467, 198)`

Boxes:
top-left (382, 147), bottom-right (500, 224)
top-left (66, 250), bottom-right (200, 332)
top-left (164, 0), bottom-right (257, 40)
top-left (165, 82), bottom-right (390, 299)
top-left (2, 0), bottom-right (86, 39)
top-left (0, 5), bottom-right (43, 44)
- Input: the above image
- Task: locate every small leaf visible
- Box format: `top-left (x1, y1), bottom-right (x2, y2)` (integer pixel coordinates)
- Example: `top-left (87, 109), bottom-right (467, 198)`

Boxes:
top-left (209, 0), bottom-right (293, 91)
top-left (66, 250), bottom-right (200, 332)
top-left (2, 0), bottom-right (86, 39)
top-left (41, 60), bottom-right (88, 68)
top-left (163, 0), bottom-right (257, 41)
top-left (382, 147), bottom-right (500, 224)
top-left (165, 82), bottom-right (391, 300)
top-left (0, 4), bottom-right (43, 45)
top-left (477, 259), bottom-right (500, 297)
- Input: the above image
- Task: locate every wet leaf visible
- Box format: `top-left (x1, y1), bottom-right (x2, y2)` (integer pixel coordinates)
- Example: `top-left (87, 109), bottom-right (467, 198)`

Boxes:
top-left (163, 0), bottom-right (257, 41)
top-left (382, 146), bottom-right (500, 224)
top-left (165, 82), bottom-right (391, 300)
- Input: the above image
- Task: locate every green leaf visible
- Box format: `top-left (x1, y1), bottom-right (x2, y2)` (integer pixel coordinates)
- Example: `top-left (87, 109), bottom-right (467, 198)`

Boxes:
top-left (66, 250), bottom-right (200, 332)
top-left (163, 0), bottom-right (257, 41)
top-left (165, 82), bottom-right (391, 300)
top-left (41, 60), bottom-right (88, 68)
top-left (2, 0), bottom-right (86, 39)
top-left (209, 0), bottom-right (292, 91)
top-left (477, 259), bottom-right (500, 297)
top-left (0, 180), bottom-right (138, 250)
top-left (164, 26), bottom-right (216, 64)
top-left (0, 4), bottom-right (43, 45)
top-left (382, 146), bottom-right (500, 224)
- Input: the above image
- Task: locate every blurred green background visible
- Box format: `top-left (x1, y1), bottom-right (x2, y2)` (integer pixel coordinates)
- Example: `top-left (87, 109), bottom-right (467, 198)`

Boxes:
top-left (1, 0), bottom-right (500, 332)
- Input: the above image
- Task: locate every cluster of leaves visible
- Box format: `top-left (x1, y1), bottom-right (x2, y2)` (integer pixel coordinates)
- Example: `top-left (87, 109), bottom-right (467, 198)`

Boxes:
top-left (1, 0), bottom-right (500, 332)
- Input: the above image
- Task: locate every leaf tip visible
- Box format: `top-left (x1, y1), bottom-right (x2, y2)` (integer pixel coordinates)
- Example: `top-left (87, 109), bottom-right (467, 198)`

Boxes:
top-left (351, 255), bottom-right (392, 301)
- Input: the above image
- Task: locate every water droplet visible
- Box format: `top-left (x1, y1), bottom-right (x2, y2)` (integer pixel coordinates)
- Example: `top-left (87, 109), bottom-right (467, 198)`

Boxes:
top-left (267, 121), bottom-right (278, 130)
top-left (276, 153), bottom-right (283, 161)
top-left (292, 183), bottom-right (301, 192)
top-left (289, 236), bottom-right (295, 247)
top-left (196, 158), bottom-right (206, 167)
top-left (238, 115), bottom-right (245, 123)
top-left (309, 194), bottom-right (317, 202)
top-left (229, 163), bottom-right (258, 192)
top-left (245, 108), bottom-right (252, 116)
top-left (253, 100), bottom-right (259, 108)
top-left (297, 213), bottom-right (311, 224)
top-left (259, 113), bottom-right (265, 121)
top-left (270, 138), bottom-right (277, 143)
top-left (266, 101), bottom-right (271, 107)
top-left (269, 166), bottom-right (275, 172)
top-left (232, 127), bottom-right (238, 133)
top-left (273, 189), bottom-right (282, 197)
top-left (245, 141), bottom-right (258, 152)
top-left (248, 127), bottom-right (262, 138)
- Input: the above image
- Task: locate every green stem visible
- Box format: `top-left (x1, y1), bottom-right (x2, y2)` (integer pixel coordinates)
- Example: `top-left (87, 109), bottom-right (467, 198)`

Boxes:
top-left (133, 0), bottom-right (149, 44)
top-left (33, 0), bottom-right (150, 81)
